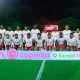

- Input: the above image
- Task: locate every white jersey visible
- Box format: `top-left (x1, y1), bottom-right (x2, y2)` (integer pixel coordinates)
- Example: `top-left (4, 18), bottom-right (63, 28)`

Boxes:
top-left (46, 38), bottom-right (54, 46)
top-left (14, 30), bottom-right (22, 39)
top-left (62, 30), bottom-right (71, 39)
top-left (52, 31), bottom-right (59, 41)
top-left (6, 31), bottom-right (14, 38)
top-left (31, 29), bottom-right (40, 40)
top-left (22, 30), bottom-right (30, 39)
top-left (67, 38), bottom-right (77, 46)
top-left (76, 39), bottom-right (80, 48)
top-left (24, 38), bottom-right (33, 47)
top-left (41, 32), bottom-right (48, 40)
top-left (57, 37), bottom-right (66, 45)
top-left (12, 38), bottom-right (21, 46)
top-left (4, 38), bottom-right (12, 46)
top-left (36, 39), bottom-right (43, 47)
top-left (0, 38), bottom-right (4, 45)
top-left (74, 32), bottom-right (80, 40)
top-left (0, 29), bottom-right (6, 38)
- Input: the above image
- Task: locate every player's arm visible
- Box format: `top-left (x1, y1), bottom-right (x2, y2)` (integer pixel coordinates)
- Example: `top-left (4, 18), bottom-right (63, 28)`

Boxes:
top-left (32, 38), bottom-right (35, 47)
top-left (11, 39), bottom-right (14, 48)
top-left (35, 40), bottom-right (37, 46)
top-left (3, 38), bottom-right (6, 50)
top-left (55, 40), bottom-right (58, 48)
top-left (64, 40), bottom-right (67, 49)
top-left (2, 38), bottom-right (4, 50)
top-left (52, 39), bottom-right (55, 46)
top-left (19, 39), bottom-right (22, 49)
top-left (38, 29), bottom-right (40, 33)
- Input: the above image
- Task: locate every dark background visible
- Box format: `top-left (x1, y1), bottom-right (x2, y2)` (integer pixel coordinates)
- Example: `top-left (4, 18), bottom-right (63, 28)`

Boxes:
top-left (0, 0), bottom-right (80, 30)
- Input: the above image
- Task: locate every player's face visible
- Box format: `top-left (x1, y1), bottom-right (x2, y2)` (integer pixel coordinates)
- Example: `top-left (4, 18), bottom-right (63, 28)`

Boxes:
top-left (70, 34), bottom-right (73, 38)
top-left (76, 28), bottom-right (80, 33)
top-left (8, 27), bottom-right (11, 31)
top-left (17, 26), bottom-right (20, 30)
top-left (25, 26), bottom-right (28, 30)
top-left (33, 25), bottom-right (37, 29)
top-left (27, 34), bottom-right (31, 38)
top-left (78, 34), bottom-right (80, 40)
top-left (37, 35), bottom-right (41, 39)
top-left (15, 34), bottom-right (18, 39)
top-left (59, 33), bottom-right (63, 38)
top-left (48, 34), bottom-right (51, 39)
top-left (0, 25), bottom-right (4, 30)
top-left (65, 25), bottom-right (69, 30)
top-left (0, 34), bottom-right (2, 39)
top-left (44, 28), bottom-right (47, 32)
top-left (6, 34), bottom-right (9, 39)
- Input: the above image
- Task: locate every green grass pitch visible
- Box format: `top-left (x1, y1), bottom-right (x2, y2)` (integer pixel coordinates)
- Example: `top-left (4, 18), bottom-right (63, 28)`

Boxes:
top-left (0, 46), bottom-right (80, 80)
top-left (0, 60), bottom-right (80, 80)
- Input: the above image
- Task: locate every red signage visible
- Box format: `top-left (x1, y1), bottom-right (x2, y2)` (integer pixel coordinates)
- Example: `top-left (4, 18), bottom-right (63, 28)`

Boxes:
top-left (44, 25), bottom-right (58, 31)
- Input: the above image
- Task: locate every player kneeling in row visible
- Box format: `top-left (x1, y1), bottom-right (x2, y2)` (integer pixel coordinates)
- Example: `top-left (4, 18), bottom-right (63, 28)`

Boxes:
top-left (35, 33), bottom-right (43, 50)
top-left (0, 33), bottom-right (4, 50)
top-left (12, 34), bottom-right (22, 50)
top-left (67, 33), bottom-right (77, 51)
top-left (76, 34), bottom-right (80, 50)
top-left (56, 32), bottom-right (67, 51)
top-left (4, 34), bottom-right (12, 50)
top-left (24, 33), bottom-right (34, 50)
top-left (45, 32), bottom-right (54, 51)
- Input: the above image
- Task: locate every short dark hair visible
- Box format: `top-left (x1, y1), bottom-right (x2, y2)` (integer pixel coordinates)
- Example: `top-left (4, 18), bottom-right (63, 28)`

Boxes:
top-left (37, 33), bottom-right (41, 36)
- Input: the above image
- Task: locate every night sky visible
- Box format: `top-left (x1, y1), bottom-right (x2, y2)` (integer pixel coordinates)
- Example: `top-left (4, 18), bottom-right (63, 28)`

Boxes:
top-left (0, 0), bottom-right (80, 24)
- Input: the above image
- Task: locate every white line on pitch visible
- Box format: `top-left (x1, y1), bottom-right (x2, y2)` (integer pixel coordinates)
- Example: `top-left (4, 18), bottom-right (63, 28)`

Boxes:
top-left (36, 60), bottom-right (46, 80)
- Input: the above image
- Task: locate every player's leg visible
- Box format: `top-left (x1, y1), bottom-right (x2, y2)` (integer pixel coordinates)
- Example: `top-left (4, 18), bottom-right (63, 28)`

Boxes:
top-left (61, 45), bottom-right (65, 51)
top-left (23, 42), bottom-right (25, 50)
top-left (77, 48), bottom-right (80, 51)
top-left (29, 46), bottom-right (33, 50)
top-left (0, 45), bottom-right (3, 50)
top-left (50, 46), bottom-right (54, 50)
top-left (46, 46), bottom-right (49, 50)
top-left (25, 46), bottom-right (29, 50)
top-left (14, 45), bottom-right (19, 50)
top-left (56, 45), bottom-right (60, 51)
top-left (6, 45), bottom-right (10, 50)
top-left (43, 40), bottom-right (46, 49)
top-left (72, 46), bottom-right (77, 51)
top-left (36, 47), bottom-right (39, 51)
top-left (67, 46), bottom-right (71, 51)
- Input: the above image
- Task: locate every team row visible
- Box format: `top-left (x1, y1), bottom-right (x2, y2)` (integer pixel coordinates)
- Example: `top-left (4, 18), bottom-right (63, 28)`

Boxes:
top-left (0, 32), bottom-right (80, 51)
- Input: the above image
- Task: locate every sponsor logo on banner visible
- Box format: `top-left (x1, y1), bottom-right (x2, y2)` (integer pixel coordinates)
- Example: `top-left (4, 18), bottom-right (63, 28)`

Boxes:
top-left (0, 49), bottom-right (80, 60)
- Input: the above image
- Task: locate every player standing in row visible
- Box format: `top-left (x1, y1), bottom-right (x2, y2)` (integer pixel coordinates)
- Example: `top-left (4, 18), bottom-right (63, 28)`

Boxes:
top-left (67, 33), bottom-right (77, 51)
top-left (22, 26), bottom-right (30, 39)
top-left (0, 25), bottom-right (6, 38)
top-left (14, 26), bottom-right (22, 40)
top-left (56, 32), bottom-right (67, 51)
top-left (62, 25), bottom-right (71, 40)
top-left (41, 28), bottom-right (48, 49)
top-left (22, 26), bottom-right (30, 49)
top-left (35, 33), bottom-right (43, 50)
top-left (4, 34), bottom-right (12, 50)
top-left (0, 33), bottom-right (4, 50)
top-left (31, 25), bottom-right (40, 47)
top-left (24, 33), bottom-right (34, 50)
top-left (31, 24), bottom-right (40, 40)
top-left (74, 28), bottom-right (80, 40)
top-left (12, 34), bottom-right (22, 50)
top-left (6, 27), bottom-right (14, 39)
top-left (76, 34), bottom-right (80, 50)
top-left (45, 32), bottom-right (54, 50)
top-left (0, 25), bottom-right (6, 49)
top-left (52, 29), bottom-right (59, 41)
